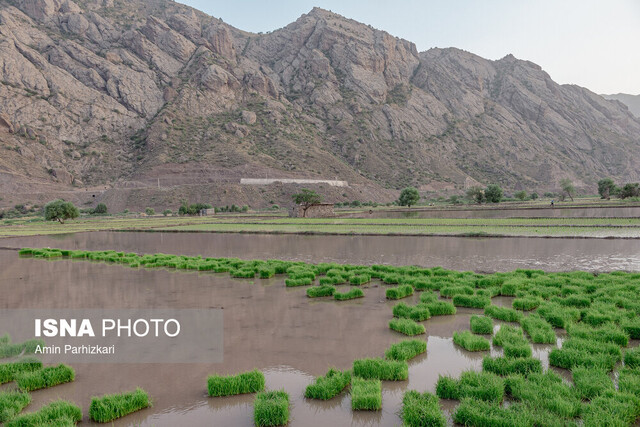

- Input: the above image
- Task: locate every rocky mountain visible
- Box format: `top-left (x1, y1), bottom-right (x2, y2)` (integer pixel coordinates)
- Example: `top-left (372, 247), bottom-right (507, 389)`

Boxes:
top-left (0, 0), bottom-right (639, 211)
top-left (602, 93), bottom-right (640, 118)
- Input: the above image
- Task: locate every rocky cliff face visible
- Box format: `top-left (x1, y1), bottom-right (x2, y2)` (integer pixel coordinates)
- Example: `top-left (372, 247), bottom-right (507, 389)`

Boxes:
top-left (1, 1), bottom-right (639, 209)
top-left (602, 93), bottom-right (640, 118)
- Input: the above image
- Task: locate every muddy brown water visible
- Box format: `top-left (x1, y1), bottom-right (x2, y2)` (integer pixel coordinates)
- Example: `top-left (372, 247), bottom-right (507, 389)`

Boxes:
top-left (0, 250), bottom-right (559, 426)
top-left (2, 231), bottom-right (640, 272)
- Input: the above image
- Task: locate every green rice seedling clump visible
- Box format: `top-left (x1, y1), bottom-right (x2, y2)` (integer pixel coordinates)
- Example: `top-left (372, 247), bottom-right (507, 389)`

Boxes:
top-left (0, 390), bottom-right (31, 423)
top-left (572, 367), bottom-right (613, 399)
top-left (622, 318), bottom-right (640, 339)
top-left (436, 371), bottom-right (504, 403)
top-left (89, 388), bottom-right (150, 422)
top-left (555, 294), bottom-right (591, 308)
top-left (419, 291), bottom-right (438, 303)
top-left (304, 368), bottom-right (350, 400)
top-left (440, 285), bottom-right (474, 298)
top-left (5, 400), bottom-right (82, 427)
top-left (0, 339), bottom-right (45, 358)
top-left (254, 390), bottom-right (289, 427)
top-left (207, 369), bottom-right (265, 397)
top-left (470, 315), bottom-right (493, 334)
top-left (231, 268), bottom-right (256, 279)
top-left (536, 302), bottom-right (581, 328)
top-left (401, 390), bottom-right (446, 427)
top-left (454, 397), bottom-right (568, 427)
top-left (351, 378), bottom-right (381, 411)
top-left (389, 318), bottom-right (425, 336)
top-left (392, 302), bottom-right (430, 321)
top-left (349, 274), bottom-right (371, 285)
top-left (452, 294), bottom-right (490, 309)
top-left (619, 368), bottom-right (640, 396)
top-left (16, 364), bottom-right (74, 391)
top-left (386, 285), bottom-right (414, 300)
top-left (567, 322), bottom-right (629, 346)
top-left (0, 334), bottom-right (9, 345)
top-left (625, 347), bottom-right (640, 369)
top-left (561, 337), bottom-right (622, 359)
top-left (504, 342), bottom-right (533, 358)
top-left (258, 268), bottom-right (275, 279)
top-left (306, 285), bottom-right (336, 298)
top-left (512, 296), bottom-right (542, 311)
top-left (549, 347), bottom-right (618, 371)
top-left (422, 301), bottom-right (456, 316)
top-left (520, 314), bottom-right (556, 344)
top-left (453, 331), bottom-right (490, 351)
top-left (0, 357), bottom-right (43, 384)
top-left (482, 356), bottom-right (542, 376)
top-left (334, 288), bottom-right (364, 300)
top-left (582, 391), bottom-right (640, 426)
top-left (492, 324), bottom-right (527, 347)
top-left (284, 277), bottom-right (312, 287)
top-left (484, 305), bottom-right (523, 323)
top-left (352, 358), bottom-right (408, 380)
top-left (505, 371), bottom-right (582, 418)
top-left (385, 339), bottom-right (427, 361)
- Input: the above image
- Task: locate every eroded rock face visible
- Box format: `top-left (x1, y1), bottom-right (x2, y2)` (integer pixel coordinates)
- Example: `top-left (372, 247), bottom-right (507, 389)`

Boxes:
top-left (0, 1), bottom-right (638, 197)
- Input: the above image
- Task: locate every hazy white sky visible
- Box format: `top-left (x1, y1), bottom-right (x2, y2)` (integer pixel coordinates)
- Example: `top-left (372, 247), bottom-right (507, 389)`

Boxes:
top-left (179, 0), bottom-right (640, 94)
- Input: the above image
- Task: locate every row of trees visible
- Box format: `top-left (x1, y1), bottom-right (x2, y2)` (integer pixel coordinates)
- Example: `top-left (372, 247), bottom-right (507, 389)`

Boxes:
top-left (598, 178), bottom-right (640, 200)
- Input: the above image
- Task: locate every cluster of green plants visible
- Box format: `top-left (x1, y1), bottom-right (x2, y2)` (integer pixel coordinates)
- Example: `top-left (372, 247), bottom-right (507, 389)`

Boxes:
top-left (15, 364), bottom-right (75, 391)
top-left (207, 370), bottom-right (265, 397)
top-left (384, 339), bottom-right (427, 361)
top-left (352, 358), bottom-right (408, 381)
top-left (89, 388), bottom-right (151, 422)
top-left (0, 357), bottom-right (43, 384)
top-left (453, 331), bottom-right (491, 351)
top-left (5, 400), bottom-right (82, 427)
top-left (351, 377), bottom-right (381, 410)
top-left (254, 390), bottom-right (289, 427)
top-left (598, 177), bottom-right (640, 199)
top-left (0, 391), bottom-right (31, 423)
top-left (178, 201), bottom-right (212, 215)
top-left (389, 318), bottom-right (426, 336)
top-left (401, 390), bottom-right (446, 426)
top-left (470, 315), bottom-right (493, 334)
top-left (0, 336), bottom-right (44, 358)
top-left (216, 204), bottom-right (249, 213)
top-left (304, 368), bottom-right (351, 400)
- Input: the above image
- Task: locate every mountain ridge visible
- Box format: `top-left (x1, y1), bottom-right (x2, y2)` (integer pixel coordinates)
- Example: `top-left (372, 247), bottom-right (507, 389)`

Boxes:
top-left (0, 1), bottom-right (638, 211)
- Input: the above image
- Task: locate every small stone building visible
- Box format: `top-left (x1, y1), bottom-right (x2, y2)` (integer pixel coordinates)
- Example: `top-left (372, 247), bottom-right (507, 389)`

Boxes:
top-left (290, 203), bottom-right (335, 218)
top-left (199, 208), bottom-right (216, 216)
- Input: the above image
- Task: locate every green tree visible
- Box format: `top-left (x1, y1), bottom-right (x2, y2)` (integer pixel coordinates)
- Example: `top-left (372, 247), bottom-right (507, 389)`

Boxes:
top-left (397, 187), bottom-right (420, 207)
top-left (162, 209), bottom-right (172, 216)
top-left (597, 178), bottom-right (617, 200)
top-left (93, 203), bottom-right (107, 214)
top-left (485, 185), bottom-right (503, 203)
top-left (560, 178), bottom-right (575, 202)
top-left (145, 207), bottom-right (155, 216)
top-left (530, 192), bottom-right (539, 200)
top-left (466, 186), bottom-right (485, 204)
top-left (620, 183), bottom-right (640, 199)
top-left (292, 189), bottom-right (323, 217)
top-left (44, 199), bottom-right (79, 224)
top-left (514, 190), bottom-right (528, 201)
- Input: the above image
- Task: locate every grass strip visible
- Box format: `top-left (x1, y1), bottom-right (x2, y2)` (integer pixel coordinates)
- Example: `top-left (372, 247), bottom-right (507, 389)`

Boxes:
top-left (484, 305), bottom-right (523, 322)
top-left (389, 318), bottom-right (425, 336)
top-left (625, 347), bottom-right (640, 369)
top-left (505, 371), bottom-right (582, 418)
top-left (0, 357), bottom-right (43, 384)
top-left (482, 356), bottom-right (542, 376)
top-left (306, 285), bottom-right (336, 297)
top-left (436, 371), bottom-right (504, 402)
top-left (351, 377), bottom-right (381, 411)
top-left (582, 391), bottom-right (640, 426)
top-left (0, 339), bottom-right (45, 359)
top-left (5, 400), bottom-right (82, 427)
top-left (572, 367), bottom-right (613, 399)
top-left (207, 369), bottom-right (265, 397)
top-left (334, 288), bottom-right (364, 301)
top-left (0, 390), bottom-right (31, 423)
top-left (520, 314), bottom-right (556, 344)
top-left (386, 285), bottom-right (414, 300)
top-left (353, 358), bottom-right (408, 380)
top-left (392, 303), bottom-right (430, 321)
top-left (470, 315), bottom-right (493, 334)
top-left (16, 364), bottom-right (75, 391)
top-left (89, 388), bottom-right (150, 422)
top-left (304, 368), bottom-right (350, 400)
top-left (385, 339), bottom-right (427, 361)
top-left (254, 390), bottom-right (289, 427)
top-left (453, 331), bottom-right (491, 351)
top-left (452, 294), bottom-right (490, 309)
top-left (566, 322), bottom-right (629, 347)
top-left (401, 390), bottom-right (446, 427)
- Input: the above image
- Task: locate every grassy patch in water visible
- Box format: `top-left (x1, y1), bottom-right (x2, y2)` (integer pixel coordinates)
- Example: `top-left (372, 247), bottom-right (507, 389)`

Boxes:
top-left (306, 285), bottom-right (336, 298)
top-left (304, 368), bottom-right (350, 400)
top-left (334, 288), bottom-right (364, 300)
top-left (385, 339), bottom-right (427, 361)
top-left (254, 390), bottom-right (289, 427)
top-left (0, 357), bottom-right (43, 384)
top-left (549, 346), bottom-right (618, 371)
top-left (582, 391), bottom-right (640, 426)
top-left (401, 390), bottom-right (446, 427)
top-left (470, 315), bottom-right (493, 334)
top-left (349, 274), bottom-right (371, 285)
top-left (352, 358), bottom-right (408, 381)
top-left (452, 294), bottom-right (490, 309)
top-left (536, 302), bottom-right (581, 328)
top-left (484, 305), bottom-right (523, 323)
top-left (392, 302), bottom-right (430, 321)
top-left (207, 369), bottom-right (265, 397)
top-left (351, 377), bottom-right (381, 411)
top-left (453, 331), bottom-right (491, 352)
top-left (386, 285), bottom-right (414, 300)
top-left (482, 356), bottom-right (542, 376)
top-left (512, 296), bottom-right (542, 311)
top-left (520, 314), bottom-right (556, 344)
top-left (0, 339), bottom-right (45, 359)
top-left (284, 277), bottom-right (313, 287)
top-left (421, 300), bottom-right (456, 316)
top-left (572, 367), bottom-right (613, 399)
top-left (566, 322), bottom-right (629, 346)
top-left (5, 400), bottom-right (82, 427)
top-left (619, 368), bottom-right (640, 396)
top-left (436, 371), bottom-right (504, 403)
top-left (16, 364), bottom-right (75, 391)
top-left (89, 388), bottom-right (151, 422)
top-left (389, 318), bottom-right (425, 336)
top-left (0, 390), bottom-right (31, 423)
top-left (505, 371), bottom-right (581, 418)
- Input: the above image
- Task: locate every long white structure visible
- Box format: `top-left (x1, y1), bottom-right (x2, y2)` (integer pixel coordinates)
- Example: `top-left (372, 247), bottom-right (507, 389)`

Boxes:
top-left (240, 178), bottom-right (348, 187)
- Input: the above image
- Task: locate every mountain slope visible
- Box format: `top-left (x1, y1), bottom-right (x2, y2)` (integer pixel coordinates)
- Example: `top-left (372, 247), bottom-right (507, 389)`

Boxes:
top-left (602, 93), bottom-right (640, 117)
top-left (0, 1), bottom-right (638, 210)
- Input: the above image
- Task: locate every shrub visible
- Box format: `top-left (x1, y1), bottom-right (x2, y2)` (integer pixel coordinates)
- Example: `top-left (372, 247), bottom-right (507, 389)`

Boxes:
top-left (385, 339), bottom-right (427, 361)
top-left (304, 368), bottom-right (350, 400)
top-left (207, 370), bottom-right (265, 397)
top-left (452, 294), bottom-right (490, 309)
top-left (436, 371), bottom-right (504, 403)
top-left (306, 285), bottom-right (336, 298)
top-left (0, 357), bottom-right (43, 384)
top-left (520, 314), bottom-right (556, 344)
top-left (482, 356), bottom-right (542, 376)
top-left (16, 364), bottom-right (75, 391)
top-left (470, 315), bottom-right (493, 334)
top-left (89, 388), bottom-right (151, 422)
top-left (334, 288), bottom-right (364, 300)
top-left (392, 303), bottom-right (430, 321)
top-left (0, 390), bottom-right (31, 423)
top-left (389, 318), bottom-right (425, 336)
top-left (5, 400), bottom-right (82, 427)
top-left (485, 184), bottom-right (503, 203)
top-left (162, 209), bottom-right (172, 216)
top-left (401, 390), bottom-right (446, 427)
top-left (386, 285), bottom-right (414, 300)
top-left (351, 378), bottom-right (381, 410)
top-left (572, 367), bottom-right (613, 399)
top-left (93, 203), bottom-right (107, 214)
top-left (453, 331), bottom-right (491, 351)
top-left (352, 358), bottom-right (408, 381)
top-left (254, 390), bottom-right (289, 426)
top-left (625, 347), bottom-right (640, 369)
top-left (484, 305), bottom-right (522, 323)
